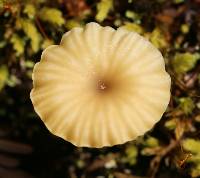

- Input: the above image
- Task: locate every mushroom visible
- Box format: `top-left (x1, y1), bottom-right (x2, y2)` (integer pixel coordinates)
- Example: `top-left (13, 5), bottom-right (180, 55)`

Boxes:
top-left (30, 22), bottom-right (171, 148)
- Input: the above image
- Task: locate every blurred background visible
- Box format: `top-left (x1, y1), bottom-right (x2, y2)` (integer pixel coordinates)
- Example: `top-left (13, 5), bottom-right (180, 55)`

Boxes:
top-left (0, 0), bottom-right (200, 178)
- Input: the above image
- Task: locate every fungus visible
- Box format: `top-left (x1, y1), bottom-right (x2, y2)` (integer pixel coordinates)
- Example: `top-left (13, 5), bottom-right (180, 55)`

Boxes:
top-left (30, 22), bottom-right (171, 148)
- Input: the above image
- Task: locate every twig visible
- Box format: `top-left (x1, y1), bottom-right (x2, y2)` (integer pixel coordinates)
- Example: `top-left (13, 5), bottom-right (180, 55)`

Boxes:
top-left (148, 139), bottom-right (179, 178)
top-left (0, 167), bottom-right (34, 178)
top-left (171, 74), bottom-right (188, 92)
top-left (35, 17), bottom-right (49, 39)
top-left (0, 139), bottom-right (32, 154)
top-left (0, 154), bottom-right (20, 168)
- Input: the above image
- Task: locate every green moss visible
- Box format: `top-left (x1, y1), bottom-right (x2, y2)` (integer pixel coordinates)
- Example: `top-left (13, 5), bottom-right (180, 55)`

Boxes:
top-left (20, 18), bottom-right (41, 52)
top-left (39, 7), bottom-right (65, 26)
top-left (181, 24), bottom-right (190, 34)
top-left (179, 97), bottom-right (195, 115)
top-left (174, 0), bottom-right (185, 4)
top-left (10, 34), bottom-right (25, 56)
top-left (23, 4), bottom-right (36, 19)
top-left (183, 139), bottom-right (200, 154)
top-left (183, 139), bottom-right (200, 177)
top-left (0, 65), bottom-right (9, 91)
top-left (172, 53), bottom-right (200, 74)
top-left (95, 0), bottom-right (113, 22)
top-left (65, 19), bottom-right (82, 30)
top-left (121, 22), bottom-right (144, 34)
top-left (165, 119), bottom-right (177, 130)
top-left (125, 10), bottom-right (141, 23)
top-left (150, 28), bottom-right (168, 49)
top-left (191, 164), bottom-right (200, 178)
top-left (122, 145), bottom-right (138, 166)
top-left (144, 136), bottom-right (159, 147)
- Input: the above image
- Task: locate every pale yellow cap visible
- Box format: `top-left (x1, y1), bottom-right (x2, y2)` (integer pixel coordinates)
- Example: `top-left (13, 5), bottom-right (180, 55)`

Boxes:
top-left (30, 22), bottom-right (171, 148)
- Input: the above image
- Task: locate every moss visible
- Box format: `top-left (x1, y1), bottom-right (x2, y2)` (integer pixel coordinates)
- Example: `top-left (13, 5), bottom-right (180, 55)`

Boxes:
top-left (172, 53), bottom-right (200, 74)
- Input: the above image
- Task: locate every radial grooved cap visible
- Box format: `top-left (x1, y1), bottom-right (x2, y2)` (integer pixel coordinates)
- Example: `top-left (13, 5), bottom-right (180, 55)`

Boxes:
top-left (30, 22), bottom-right (171, 148)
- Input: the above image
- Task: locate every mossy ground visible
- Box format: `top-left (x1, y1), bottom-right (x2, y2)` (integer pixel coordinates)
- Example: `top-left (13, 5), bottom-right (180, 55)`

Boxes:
top-left (0, 0), bottom-right (200, 178)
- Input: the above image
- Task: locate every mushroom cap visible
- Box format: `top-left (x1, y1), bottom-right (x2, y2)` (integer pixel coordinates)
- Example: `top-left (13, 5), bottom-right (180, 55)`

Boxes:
top-left (30, 22), bottom-right (171, 148)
